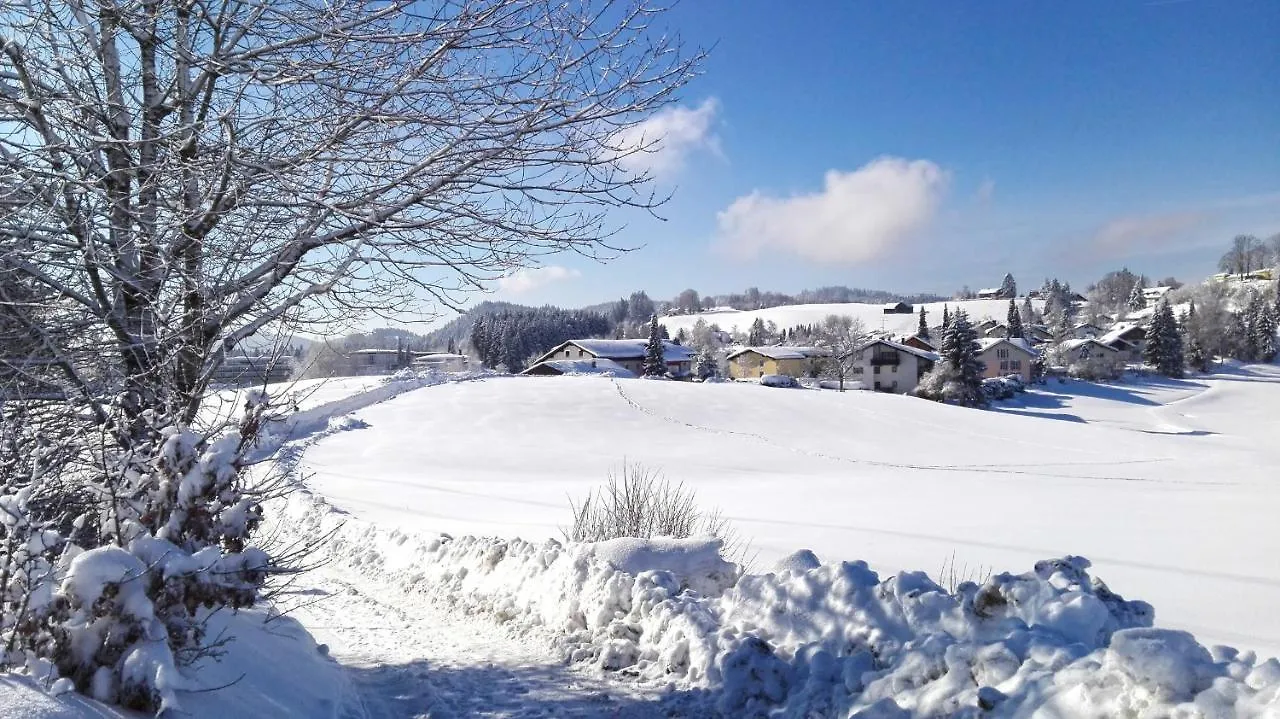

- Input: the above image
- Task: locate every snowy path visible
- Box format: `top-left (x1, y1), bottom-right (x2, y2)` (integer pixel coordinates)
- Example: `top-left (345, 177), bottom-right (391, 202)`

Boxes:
top-left (284, 567), bottom-right (680, 718)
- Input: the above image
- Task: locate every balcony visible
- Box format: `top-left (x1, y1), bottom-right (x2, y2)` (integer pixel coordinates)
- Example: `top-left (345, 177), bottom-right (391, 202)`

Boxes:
top-left (869, 352), bottom-right (900, 366)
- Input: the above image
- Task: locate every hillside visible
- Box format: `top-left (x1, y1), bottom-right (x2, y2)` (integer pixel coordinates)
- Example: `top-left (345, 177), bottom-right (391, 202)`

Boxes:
top-left (660, 297), bottom-right (1038, 336)
top-left (299, 365), bottom-right (1280, 658)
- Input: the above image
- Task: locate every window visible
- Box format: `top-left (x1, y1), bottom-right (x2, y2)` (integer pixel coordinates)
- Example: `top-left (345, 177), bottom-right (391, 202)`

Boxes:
top-left (578, 349), bottom-right (585, 357)
top-left (565, 350), bottom-right (571, 358)
top-left (874, 366), bottom-right (881, 374)
top-left (366, 354), bottom-right (376, 365)
top-left (891, 381), bottom-right (898, 390)
top-left (891, 364), bottom-right (898, 372)
top-left (997, 348), bottom-right (1009, 359)
top-left (852, 366), bottom-right (864, 375)
top-left (1011, 360), bottom-right (1022, 370)
top-left (999, 360), bottom-right (1009, 371)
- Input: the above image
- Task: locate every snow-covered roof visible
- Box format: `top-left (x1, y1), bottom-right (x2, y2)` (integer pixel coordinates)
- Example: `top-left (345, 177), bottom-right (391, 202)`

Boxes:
top-left (348, 348), bottom-right (401, 355)
top-left (977, 287), bottom-right (1002, 295)
top-left (522, 358), bottom-right (635, 377)
top-left (1059, 338), bottom-right (1120, 353)
top-left (882, 302), bottom-right (912, 310)
top-left (977, 337), bottom-right (1037, 356)
top-left (1143, 286), bottom-right (1173, 299)
top-left (1098, 323), bottom-right (1147, 346)
top-left (858, 338), bottom-right (940, 362)
top-left (552, 339), bottom-right (694, 363)
top-left (725, 345), bottom-right (830, 361)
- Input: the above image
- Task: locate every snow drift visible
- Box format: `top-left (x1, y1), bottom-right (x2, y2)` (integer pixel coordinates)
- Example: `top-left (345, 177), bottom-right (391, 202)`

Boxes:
top-left (270, 490), bottom-right (1280, 717)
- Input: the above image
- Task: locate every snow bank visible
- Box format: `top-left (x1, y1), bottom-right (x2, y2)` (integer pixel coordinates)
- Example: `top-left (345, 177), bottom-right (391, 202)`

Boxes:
top-left (270, 490), bottom-right (1280, 717)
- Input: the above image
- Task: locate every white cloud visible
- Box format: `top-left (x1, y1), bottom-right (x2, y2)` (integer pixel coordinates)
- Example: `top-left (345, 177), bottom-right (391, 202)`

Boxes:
top-left (1088, 211), bottom-right (1206, 258)
top-left (610, 98), bottom-right (721, 179)
top-left (495, 265), bottom-right (581, 294)
top-left (714, 157), bottom-right (949, 264)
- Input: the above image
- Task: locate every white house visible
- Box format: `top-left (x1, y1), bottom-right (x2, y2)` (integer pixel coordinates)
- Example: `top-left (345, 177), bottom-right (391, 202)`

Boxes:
top-left (411, 352), bottom-right (469, 372)
top-left (526, 339), bottom-right (694, 378)
top-left (976, 338), bottom-right (1038, 383)
top-left (850, 339), bottom-right (939, 394)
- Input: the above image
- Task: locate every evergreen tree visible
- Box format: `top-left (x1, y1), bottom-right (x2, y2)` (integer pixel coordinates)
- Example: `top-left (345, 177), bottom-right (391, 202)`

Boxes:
top-left (643, 315), bottom-right (667, 377)
top-left (917, 306), bottom-right (930, 340)
top-left (1127, 282), bottom-right (1147, 312)
top-left (1006, 299), bottom-right (1024, 339)
top-left (1143, 301), bottom-right (1184, 377)
top-left (940, 310), bottom-right (986, 406)
top-left (1000, 273), bottom-right (1017, 299)
top-left (659, 323), bottom-right (671, 340)
top-left (1251, 294), bottom-right (1278, 362)
top-left (941, 305), bottom-right (951, 332)
top-left (673, 327), bottom-right (687, 346)
top-left (747, 317), bottom-right (767, 346)
top-left (694, 348), bottom-right (718, 380)
top-left (1020, 296), bottom-right (1035, 327)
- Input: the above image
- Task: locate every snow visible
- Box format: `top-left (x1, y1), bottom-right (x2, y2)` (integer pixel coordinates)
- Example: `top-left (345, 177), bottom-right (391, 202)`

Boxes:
top-left (660, 299), bottom-right (1039, 338)
top-left (263, 483), bottom-right (1280, 716)
top-left (861, 338), bottom-right (940, 362)
top-left (524, 358), bottom-right (636, 377)
top-left (299, 367), bottom-right (1280, 661)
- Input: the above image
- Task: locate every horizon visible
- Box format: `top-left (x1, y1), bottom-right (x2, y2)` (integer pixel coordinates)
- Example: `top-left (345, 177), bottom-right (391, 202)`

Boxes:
top-left (386, 1), bottom-right (1279, 328)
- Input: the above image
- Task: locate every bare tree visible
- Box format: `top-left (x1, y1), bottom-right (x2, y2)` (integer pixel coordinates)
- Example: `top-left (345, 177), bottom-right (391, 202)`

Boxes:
top-left (1218, 235), bottom-right (1263, 277)
top-left (1, 0), bottom-right (702, 438)
top-left (815, 314), bottom-right (869, 391)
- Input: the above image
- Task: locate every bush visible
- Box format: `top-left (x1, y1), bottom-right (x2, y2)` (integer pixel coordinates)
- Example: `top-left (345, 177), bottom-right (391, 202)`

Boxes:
top-left (565, 463), bottom-right (748, 564)
top-left (0, 397), bottom-right (277, 712)
top-left (1067, 355), bottom-right (1122, 381)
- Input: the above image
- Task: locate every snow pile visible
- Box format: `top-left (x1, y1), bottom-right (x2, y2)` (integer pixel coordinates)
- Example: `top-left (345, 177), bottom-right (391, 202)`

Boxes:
top-left (271, 490), bottom-right (1280, 717)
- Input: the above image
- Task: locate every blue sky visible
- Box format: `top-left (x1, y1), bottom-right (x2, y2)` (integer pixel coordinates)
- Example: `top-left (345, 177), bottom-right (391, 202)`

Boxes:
top-left (486, 1), bottom-right (1280, 310)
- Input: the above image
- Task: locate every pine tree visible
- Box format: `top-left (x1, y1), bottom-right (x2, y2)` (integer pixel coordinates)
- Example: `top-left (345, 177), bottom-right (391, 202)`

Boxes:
top-left (1020, 296), bottom-right (1035, 327)
top-left (694, 348), bottom-right (718, 380)
top-left (1127, 282), bottom-right (1147, 312)
top-left (1143, 301), bottom-right (1184, 377)
top-left (941, 305), bottom-right (951, 332)
top-left (1000, 273), bottom-right (1017, 299)
top-left (1006, 299), bottom-right (1024, 339)
top-left (643, 315), bottom-right (667, 377)
top-left (941, 310), bottom-right (986, 406)
top-left (747, 317), bottom-right (766, 346)
top-left (917, 306), bottom-right (930, 340)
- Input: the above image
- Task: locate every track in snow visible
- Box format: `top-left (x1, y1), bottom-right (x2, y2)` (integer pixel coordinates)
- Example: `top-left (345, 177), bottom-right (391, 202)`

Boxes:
top-left (285, 568), bottom-right (688, 718)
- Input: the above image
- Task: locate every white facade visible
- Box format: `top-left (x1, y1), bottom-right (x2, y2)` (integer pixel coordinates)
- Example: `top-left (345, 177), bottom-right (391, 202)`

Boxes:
top-left (850, 339), bottom-right (938, 394)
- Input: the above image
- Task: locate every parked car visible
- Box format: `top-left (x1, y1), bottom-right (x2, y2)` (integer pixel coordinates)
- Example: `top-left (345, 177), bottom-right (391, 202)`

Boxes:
top-left (759, 374), bottom-right (800, 388)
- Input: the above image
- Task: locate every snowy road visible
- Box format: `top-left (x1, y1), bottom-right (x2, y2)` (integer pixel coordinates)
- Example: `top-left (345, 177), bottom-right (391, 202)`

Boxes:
top-left (287, 567), bottom-right (681, 718)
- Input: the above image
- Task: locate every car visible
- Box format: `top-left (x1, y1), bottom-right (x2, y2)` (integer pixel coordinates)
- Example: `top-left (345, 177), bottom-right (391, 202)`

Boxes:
top-left (759, 374), bottom-right (800, 388)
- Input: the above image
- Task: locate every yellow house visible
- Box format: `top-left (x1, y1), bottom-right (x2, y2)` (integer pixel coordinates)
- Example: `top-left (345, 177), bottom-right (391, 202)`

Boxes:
top-left (725, 346), bottom-right (830, 379)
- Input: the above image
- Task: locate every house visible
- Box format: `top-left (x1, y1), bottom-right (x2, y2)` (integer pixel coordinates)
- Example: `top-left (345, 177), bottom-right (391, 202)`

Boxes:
top-left (902, 335), bottom-right (937, 353)
top-left (984, 322), bottom-right (1011, 339)
top-left (976, 338), bottom-right (1037, 383)
top-left (521, 358), bottom-right (633, 377)
top-left (1071, 323), bottom-right (1104, 340)
top-left (1059, 338), bottom-right (1123, 366)
top-left (976, 287), bottom-right (1005, 300)
top-left (726, 346), bottom-right (830, 379)
top-left (411, 352), bottom-right (469, 372)
top-left (882, 302), bottom-right (914, 315)
top-left (1143, 286), bottom-right (1174, 302)
top-left (974, 318), bottom-right (999, 335)
top-left (1026, 324), bottom-right (1054, 343)
top-left (527, 339), bottom-right (694, 378)
top-left (346, 348), bottom-right (411, 375)
top-left (849, 339), bottom-right (938, 394)
top-left (209, 354), bottom-right (294, 386)
top-left (1098, 323), bottom-right (1148, 362)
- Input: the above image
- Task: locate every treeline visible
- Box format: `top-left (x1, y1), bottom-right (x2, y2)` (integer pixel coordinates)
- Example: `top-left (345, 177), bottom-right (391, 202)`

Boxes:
top-left (471, 307), bottom-right (612, 371)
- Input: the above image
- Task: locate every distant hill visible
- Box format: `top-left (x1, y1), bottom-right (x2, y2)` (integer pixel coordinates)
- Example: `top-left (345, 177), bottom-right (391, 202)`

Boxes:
top-left (421, 300), bottom-right (539, 350)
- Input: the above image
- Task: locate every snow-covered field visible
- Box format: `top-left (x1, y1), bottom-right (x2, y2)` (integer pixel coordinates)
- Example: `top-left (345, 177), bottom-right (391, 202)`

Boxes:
top-left (300, 365), bottom-right (1280, 661)
top-left (660, 299), bottom-right (1040, 336)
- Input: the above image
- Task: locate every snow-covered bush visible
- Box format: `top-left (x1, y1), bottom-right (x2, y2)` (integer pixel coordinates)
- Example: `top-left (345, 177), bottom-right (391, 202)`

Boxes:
top-left (1067, 354), bottom-right (1123, 381)
top-left (0, 397), bottom-right (274, 712)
